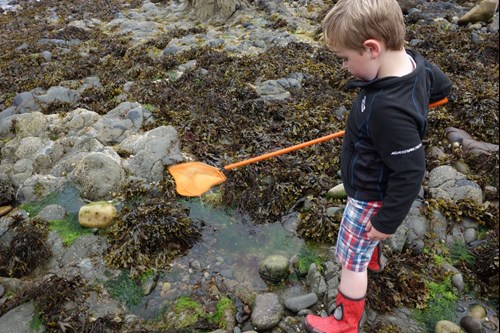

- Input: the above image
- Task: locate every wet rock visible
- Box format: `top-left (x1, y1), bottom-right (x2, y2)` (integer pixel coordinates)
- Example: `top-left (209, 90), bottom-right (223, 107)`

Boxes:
top-left (469, 304), bottom-right (488, 319)
top-left (35, 85), bottom-right (80, 105)
top-left (259, 254), bottom-right (290, 283)
top-left (118, 125), bottom-right (183, 182)
top-left (460, 315), bottom-right (486, 333)
top-left (17, 174), bottom-right (66, 202)
top-left (435, 320), bottom-right (464, 333)
top-left (306, 263), bottom-right (327, 297)
top-left (37, 204), bottom-right (67, 222)
top-left (451, 273), bottom-right (465, 292)
top-left (445, 127), bottom-right (499, 155)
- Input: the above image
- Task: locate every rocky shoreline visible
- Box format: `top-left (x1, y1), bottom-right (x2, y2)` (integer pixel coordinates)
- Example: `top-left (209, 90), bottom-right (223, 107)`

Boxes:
top-left (1, 0), bottom-right (499, 332)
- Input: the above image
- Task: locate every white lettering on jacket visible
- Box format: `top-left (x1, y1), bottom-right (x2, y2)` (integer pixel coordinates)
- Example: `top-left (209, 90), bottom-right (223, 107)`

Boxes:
top-left (391, 143), bottom-right (422, 155)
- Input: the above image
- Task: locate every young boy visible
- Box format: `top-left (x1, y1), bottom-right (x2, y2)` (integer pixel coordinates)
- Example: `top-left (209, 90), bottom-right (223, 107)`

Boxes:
top-left (304, 0), bottom-right (452, 332)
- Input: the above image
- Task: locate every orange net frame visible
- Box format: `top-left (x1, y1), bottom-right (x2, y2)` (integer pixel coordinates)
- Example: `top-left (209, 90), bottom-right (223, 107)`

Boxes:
top-left (168, 162), bottom-right (227, 197)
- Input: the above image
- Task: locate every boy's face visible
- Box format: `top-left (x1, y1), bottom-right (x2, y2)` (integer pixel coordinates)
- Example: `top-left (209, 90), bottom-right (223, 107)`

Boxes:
top-left (332, 45), bottom-right (379, 81)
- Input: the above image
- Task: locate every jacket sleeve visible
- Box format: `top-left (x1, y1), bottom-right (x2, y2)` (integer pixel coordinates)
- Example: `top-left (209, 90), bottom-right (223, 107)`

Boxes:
top-left (427, 62), bottom-right (452, 104)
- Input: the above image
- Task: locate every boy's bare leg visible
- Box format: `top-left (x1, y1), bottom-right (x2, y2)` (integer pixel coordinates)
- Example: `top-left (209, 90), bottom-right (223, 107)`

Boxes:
top-left (339, 266), bottom-right (367, 298)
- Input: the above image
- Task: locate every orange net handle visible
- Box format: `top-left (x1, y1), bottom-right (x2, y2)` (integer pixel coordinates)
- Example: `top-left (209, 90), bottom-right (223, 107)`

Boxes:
top-left (223, 97), bottom-right (449, 171)
top-left (429, 97), bottom-right (448, 108)
top-left (224, 130), bottom-right (345, 170)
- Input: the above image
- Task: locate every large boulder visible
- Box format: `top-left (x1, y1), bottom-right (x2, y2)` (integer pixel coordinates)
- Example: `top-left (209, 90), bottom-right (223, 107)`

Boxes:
top-left (69, 152), bottom-right (125, 200)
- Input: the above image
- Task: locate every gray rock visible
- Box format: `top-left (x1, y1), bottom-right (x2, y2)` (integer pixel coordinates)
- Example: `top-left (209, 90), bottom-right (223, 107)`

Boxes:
top-left (37, 204), bottom-right (67, 222)
top-left (0, 302), bottom-right (44, 333)
top-left (451, 273), bottom-right (465, 292)
top-left (17, 174), bottom-right (66, 202)
top-left (119, 125), bottom-right (183, 182)
top-left (251, 293), bottom-right (284, 330)
top-left (0, 172), bottom-right (15, 205)
top-left (34, 86), bottom-right (80, 105)
top-left (428, 165), bottom-right (483, 204)
top-left (69, 151), bottom-right (125, 200)
top-left (460, 315), bottom-right (485, 333)
top-left (283, 293), bottom-right (318, 313)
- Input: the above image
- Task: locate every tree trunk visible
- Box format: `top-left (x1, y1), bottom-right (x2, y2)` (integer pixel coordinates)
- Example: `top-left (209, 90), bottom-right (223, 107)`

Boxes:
top-left (185, 0), bottom-right (247, 21)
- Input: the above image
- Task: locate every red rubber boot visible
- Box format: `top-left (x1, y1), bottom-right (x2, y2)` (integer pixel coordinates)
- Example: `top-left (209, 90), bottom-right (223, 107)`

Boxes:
top-left (304, 291), bottom-right (365, 333)
top-left (367, 242), bottom-right (386, 272)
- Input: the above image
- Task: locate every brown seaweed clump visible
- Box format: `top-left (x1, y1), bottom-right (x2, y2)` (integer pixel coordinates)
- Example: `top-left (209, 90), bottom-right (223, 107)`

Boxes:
top-left (0, 275), bottom-right (86, 331)
top-left (366, 248), bottom-right (431, 313)
top-left (0, 215), bottom-right (51, 278)
top-left (104, 197), bottom-right (202, 277)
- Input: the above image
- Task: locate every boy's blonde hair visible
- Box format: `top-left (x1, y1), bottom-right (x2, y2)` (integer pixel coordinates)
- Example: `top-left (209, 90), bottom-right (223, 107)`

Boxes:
top-left (322, 0), bottom-right (406, 53)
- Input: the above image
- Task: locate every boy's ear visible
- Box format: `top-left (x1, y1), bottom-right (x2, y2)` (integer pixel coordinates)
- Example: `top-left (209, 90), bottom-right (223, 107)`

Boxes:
top-left (363, 39), bottom-right (382, 58)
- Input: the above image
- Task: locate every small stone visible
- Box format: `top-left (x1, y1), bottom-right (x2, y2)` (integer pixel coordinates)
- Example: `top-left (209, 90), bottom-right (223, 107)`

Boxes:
top-left (460, 315), bottom-right (484, 333)
top-left (0, 205), bottom-right (13, 217)
top-left (326, 183), bottom-right (346, 200)
top-left (435, 320), bottom-right (463, 333)
top-left (469, 304), bottom-right (488, 319)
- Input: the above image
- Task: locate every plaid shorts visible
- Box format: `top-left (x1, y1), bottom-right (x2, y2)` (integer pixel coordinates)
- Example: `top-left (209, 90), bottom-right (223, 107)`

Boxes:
top-left (335, 197), bottom-right (383, 272)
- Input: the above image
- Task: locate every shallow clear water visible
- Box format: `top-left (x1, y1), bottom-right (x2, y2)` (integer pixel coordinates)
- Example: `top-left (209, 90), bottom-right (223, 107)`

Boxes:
top-left (129, 198), bottom-right (314, 319)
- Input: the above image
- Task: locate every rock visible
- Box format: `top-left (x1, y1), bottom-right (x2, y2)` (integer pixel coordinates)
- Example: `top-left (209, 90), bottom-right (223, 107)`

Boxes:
top-left (469, 304), bottom-right (487, 319)
top-left (69, 151), bottom-right (125, 200)
top-left (0, 173), bottom-right (15, 205)
top-left (460, 315), bottom-right (485, 333)
top-left (259, 254), bottom-right (290, 283)
top-left (458, 0), bottom-right (499, 25)
top-left (118, 125), bottom-right (183, 182)
top-left (251, 293), bottom-right (284, 330)
top-left (283, 293), bottom-right (318, 313)
top-left (445, 127), bottom-right (499, 155)
top-left (326, 183), bottom-right (347, 200)
top-left (428, 165), bottom-right (483, 204)
top-left (37, 204), bottom-right (67, 222)
top-left (0, 205), bottom-right (13, 217)
top-left (435, 320), bottom-right (464, 333)
top-left (78, 201), bottom-right (118, 228)
top-left (0, 302), bottom-right (44, 333)
top-left (451, 273), bottom-right (465, 292)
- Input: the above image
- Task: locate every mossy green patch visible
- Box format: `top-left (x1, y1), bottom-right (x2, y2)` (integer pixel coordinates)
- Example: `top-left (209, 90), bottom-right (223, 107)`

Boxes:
top-left (30, 306), bottom-right (43, 331)
top-left (48, 215), bottom-right (92, 246)
top-left (294, 244), bottom-right (325, 276)
top-left (104, 270), bottom-right (143, 307)
top-left (413, 277), bottom-right (458, 332)
top-left (19, 192), bottom-right (59, 217)
top-left (209, 297), bottom-right (236, 328)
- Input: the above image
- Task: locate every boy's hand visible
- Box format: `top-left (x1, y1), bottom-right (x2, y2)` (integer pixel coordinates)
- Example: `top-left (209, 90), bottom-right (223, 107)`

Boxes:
top-left (366, 221), bottom-right (392, 241)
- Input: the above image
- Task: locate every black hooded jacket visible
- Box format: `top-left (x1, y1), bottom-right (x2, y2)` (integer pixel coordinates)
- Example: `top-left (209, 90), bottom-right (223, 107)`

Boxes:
top-left (341, 49), bottom-right (452, 234)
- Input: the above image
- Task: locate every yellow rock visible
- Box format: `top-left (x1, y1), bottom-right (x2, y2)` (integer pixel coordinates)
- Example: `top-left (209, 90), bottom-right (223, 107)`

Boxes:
top-left (78, 201), bottom-right (118, 228)
top-left (458, 0), bottom-right (499, 25)
top-left (0, 206), bottom-right (14, 217)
